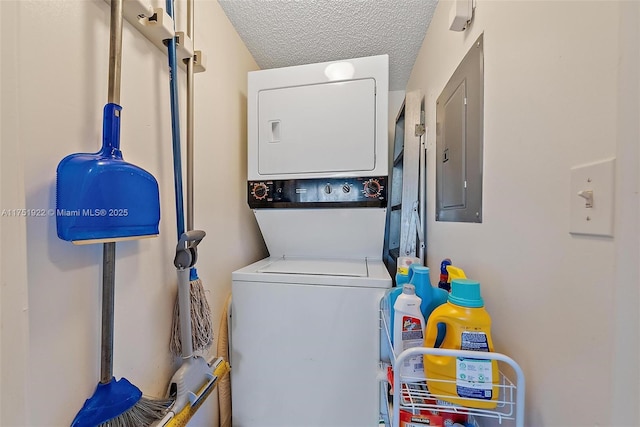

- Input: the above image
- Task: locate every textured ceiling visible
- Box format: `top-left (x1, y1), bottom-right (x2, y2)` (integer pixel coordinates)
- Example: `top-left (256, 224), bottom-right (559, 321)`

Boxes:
top-left (217, 0), bottom-right (438, 91)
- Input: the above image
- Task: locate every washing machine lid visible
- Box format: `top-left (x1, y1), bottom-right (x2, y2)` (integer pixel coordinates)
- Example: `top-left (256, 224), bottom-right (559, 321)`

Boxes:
top-left (232, 256), bottom-right (391, 288)
top-left (257, 258), bottom-right (367, 277)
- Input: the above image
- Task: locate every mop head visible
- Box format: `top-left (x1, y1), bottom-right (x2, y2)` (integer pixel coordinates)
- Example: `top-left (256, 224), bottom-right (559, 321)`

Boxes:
top-left (169, 277), bottom-right (213, 356)
top-left (72, 377), bottom-right (172, 427)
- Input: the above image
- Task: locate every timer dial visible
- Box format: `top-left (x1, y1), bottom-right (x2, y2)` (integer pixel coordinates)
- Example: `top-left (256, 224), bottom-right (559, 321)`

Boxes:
top-left (251, 182), bottom-right (269, 200)
top-left (362, 179), bottom-right (382, 198)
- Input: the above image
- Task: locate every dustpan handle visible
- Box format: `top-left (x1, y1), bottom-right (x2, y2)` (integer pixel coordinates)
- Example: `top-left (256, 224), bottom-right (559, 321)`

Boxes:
top-left (100, 103), bottom-right (123, 158)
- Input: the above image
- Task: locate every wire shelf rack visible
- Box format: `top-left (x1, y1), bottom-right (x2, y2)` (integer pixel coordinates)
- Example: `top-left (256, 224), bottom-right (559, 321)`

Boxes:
top-left (379, 307), bottom-right (525, 427)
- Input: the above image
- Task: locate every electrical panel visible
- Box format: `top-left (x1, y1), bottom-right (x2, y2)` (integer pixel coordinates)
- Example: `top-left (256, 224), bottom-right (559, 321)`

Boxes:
top-left (436, 34), bottom-right (484, 223)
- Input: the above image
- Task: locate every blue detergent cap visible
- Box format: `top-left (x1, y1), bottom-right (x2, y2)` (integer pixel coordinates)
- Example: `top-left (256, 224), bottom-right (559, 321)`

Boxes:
top-left (448, 279), bottom-right (484, 308)
top-left (440, 258), bottom-right (452, 274)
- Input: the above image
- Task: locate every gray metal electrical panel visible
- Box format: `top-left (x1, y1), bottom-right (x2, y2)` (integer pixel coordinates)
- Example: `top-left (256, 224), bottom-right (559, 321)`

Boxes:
top-left (436, 34), bottom-right (484, 223)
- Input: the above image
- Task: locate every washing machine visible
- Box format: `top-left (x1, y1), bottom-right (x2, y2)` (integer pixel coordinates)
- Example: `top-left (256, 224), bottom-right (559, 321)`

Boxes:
top-left (231, 55), bottom-right (391, 427)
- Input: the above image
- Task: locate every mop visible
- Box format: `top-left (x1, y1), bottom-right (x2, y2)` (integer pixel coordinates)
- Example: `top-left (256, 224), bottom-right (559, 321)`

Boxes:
top-left (159, 0), bottom-right (227, 423)
top-left (57, 0), bottom-right (170, 425)
top-left (168, 0), bottom-right (213, 356)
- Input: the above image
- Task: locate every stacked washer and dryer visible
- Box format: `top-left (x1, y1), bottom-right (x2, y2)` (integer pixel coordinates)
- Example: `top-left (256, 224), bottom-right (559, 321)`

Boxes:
top-left (231, 55), bottom-right (392, 426)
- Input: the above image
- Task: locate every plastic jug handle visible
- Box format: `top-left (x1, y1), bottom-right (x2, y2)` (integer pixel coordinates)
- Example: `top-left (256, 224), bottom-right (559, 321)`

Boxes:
top-left (424, 314), bottom-right (450, 368)
top-left (424, 314), bottom-right (445, 348)
top-left (407, 264), bottom-right (415, 283)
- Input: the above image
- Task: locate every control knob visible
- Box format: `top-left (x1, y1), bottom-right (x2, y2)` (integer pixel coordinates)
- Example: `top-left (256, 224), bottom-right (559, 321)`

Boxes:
top-left (251, 182), bottom-right (269, 200)
top-left (362, 179), bottom-right (382, 198)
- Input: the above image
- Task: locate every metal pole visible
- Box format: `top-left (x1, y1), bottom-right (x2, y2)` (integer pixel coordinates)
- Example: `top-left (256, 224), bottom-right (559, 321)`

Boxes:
top-left (418, 127), bottom-right (426, 264)
top-left (107, 0), bottom-right (123, 105)
top-left (100, 0), bottom-right (123, 385)
top-left (100, 242), bottom-right (116, 383)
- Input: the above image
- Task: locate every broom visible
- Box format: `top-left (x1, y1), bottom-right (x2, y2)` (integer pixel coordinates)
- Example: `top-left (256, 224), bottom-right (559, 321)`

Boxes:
top-left (66, 0), bottom-right (171, 424)
top-left (71, 244), bottom-right (171, 427)
top-left (167, 0), bottom-right (213, 357)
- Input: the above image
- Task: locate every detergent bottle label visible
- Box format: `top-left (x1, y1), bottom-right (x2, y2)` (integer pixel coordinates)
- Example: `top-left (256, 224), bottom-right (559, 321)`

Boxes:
top-left (461, 331), bottom-right (489, 352)
top-left (400, 315), bottom-right (425, 377)
top-left (456, 331), bottom-right (493, 400)
top-left (402, 316), bottom-right (424, 341)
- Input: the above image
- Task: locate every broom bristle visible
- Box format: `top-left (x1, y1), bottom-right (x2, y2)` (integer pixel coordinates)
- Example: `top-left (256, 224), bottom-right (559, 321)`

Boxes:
top-left (170, 278), bottom-right (213, 356)
top-left (98, 396), bottom-right (173, 427)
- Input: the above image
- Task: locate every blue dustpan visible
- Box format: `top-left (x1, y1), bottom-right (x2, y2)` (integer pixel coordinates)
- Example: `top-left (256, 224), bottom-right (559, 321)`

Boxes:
top-left (71, 377), bottom-right (142, 427)
top-left (56, 103), bottom-right (160, 243)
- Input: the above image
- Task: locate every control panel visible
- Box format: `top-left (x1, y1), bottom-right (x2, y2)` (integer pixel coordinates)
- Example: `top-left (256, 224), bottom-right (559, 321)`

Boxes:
top-left (248, 177), bottom-right (387, 209)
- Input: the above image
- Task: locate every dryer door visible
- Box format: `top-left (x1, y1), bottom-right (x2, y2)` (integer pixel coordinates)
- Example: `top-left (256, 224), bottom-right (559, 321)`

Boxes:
top-left (257, 78), bottom-right (376, 175)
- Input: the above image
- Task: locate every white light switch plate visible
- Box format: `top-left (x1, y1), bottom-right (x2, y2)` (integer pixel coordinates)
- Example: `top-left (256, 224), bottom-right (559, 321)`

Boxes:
top-left (569, 158), bottom-right (615, 237)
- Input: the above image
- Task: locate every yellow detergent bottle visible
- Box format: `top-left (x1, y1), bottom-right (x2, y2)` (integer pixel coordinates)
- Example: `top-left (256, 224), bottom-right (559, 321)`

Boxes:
top-left (423, 279), bottom-right (499, 409)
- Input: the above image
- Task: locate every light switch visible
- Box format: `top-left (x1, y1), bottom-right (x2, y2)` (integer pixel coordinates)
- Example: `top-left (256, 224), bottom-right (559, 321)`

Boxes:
top-left (569, 158), bottom-right (615, 237)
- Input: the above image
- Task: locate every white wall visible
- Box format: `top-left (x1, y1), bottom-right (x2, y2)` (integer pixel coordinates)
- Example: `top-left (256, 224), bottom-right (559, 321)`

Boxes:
top-left (611, 2), bottom-right (640, 424)
top-left (0, 0), bottom-right (265, 425)
top-left (0, 2), bottom-right (30, 425)
top-left (407, 1), bottom-right (639, 425)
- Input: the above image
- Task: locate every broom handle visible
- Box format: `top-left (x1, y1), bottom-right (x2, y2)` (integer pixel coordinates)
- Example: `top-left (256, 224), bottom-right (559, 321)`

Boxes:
top-left (107, 0), bottom-right (123, 105)
top-left (100, 242), bottom-right (116, 383)
top-left (99, 0), bottom-right (122, 385)
top-left (166, 0), bottom-right (185, 240)
top-left (186, 0), bottom-right (194, 232)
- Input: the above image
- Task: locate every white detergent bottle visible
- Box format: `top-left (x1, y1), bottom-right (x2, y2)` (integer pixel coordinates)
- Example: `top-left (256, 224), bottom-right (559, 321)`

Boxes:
top-left (393, 283), bottom-right (426, 382)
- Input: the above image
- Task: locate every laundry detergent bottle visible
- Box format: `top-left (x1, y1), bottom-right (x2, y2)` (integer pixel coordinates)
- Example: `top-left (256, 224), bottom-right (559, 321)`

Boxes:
top-left (395, 257), bottom-right (420, 287)
top-left (393, 284), bottom-right (426, 381)
top-left (409, 266), bottom-right (448, 321)
top-left (423, 279), bottom-right (499, 409)
top-left (387, 258), bottom-right (421, 347)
